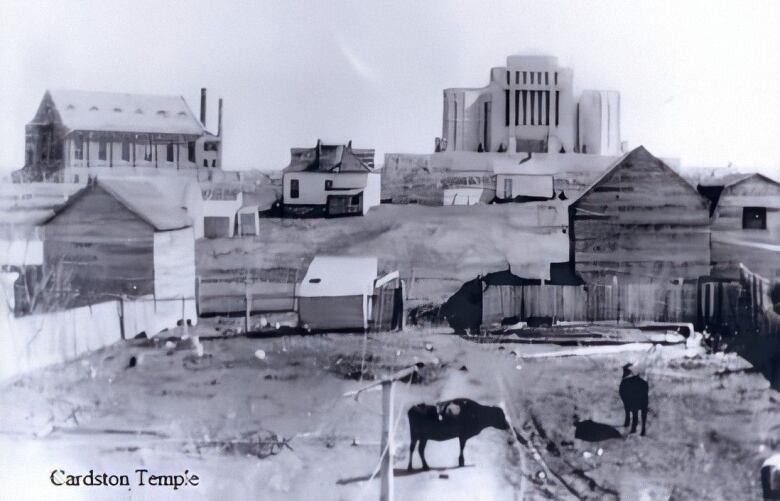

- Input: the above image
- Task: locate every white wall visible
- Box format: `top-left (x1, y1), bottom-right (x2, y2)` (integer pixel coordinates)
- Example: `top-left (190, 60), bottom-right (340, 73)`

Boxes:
top-left (363, 172), bottom-right (381, 214)
top-left (283, 171), bottom-right (369, 205)
top-left (201, 192), bottom-right (243, 237)
top-left (153, 227), bottom-right (196, 301)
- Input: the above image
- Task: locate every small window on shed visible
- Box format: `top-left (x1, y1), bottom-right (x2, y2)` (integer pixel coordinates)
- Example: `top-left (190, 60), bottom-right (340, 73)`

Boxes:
top-left (308, 278), bottom-right (321, 283)
top-left (290, 179), bottom-right (300, 199)
top-left (742, 207), bottom-right (767, 229)
top-left (325, 180), bottom-right (333, 190)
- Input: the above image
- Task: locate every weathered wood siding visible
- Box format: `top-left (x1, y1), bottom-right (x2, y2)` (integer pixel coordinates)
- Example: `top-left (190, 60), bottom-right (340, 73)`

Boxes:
top-left (570, 147), bottom-right (711, 283)
top-left (43, 186), bottom-right (155, 303)
top-left (481, 281), bottom-right (698, 326)
top-left (713, 176), bottom-right (780, 231)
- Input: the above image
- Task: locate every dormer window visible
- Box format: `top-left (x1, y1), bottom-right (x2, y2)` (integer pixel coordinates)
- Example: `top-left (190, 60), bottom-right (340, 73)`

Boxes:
top-left (177, 111), bottom-right (187, 117)
top-left (66, 104), bottom-right (75, 110)
top-left (157, 110), bottom-right (168, 117)
top-left (113, 107), bottom-right (122, 112)
top-left (135, 108), bottom-right (143, 114)
top-left (89, 106), bottom-right (99, 111)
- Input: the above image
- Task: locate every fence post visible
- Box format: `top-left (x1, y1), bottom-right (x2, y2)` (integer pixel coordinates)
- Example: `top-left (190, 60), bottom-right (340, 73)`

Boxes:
top-left (380, 379), bottom-right (394, 501)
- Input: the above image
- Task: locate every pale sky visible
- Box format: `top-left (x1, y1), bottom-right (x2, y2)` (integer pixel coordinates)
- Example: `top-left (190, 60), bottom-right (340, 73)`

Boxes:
top-left (1, 0), bottom-right (779, 178)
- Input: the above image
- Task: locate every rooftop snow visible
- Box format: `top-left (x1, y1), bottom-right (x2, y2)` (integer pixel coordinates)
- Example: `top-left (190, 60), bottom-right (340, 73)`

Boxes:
top-left (44, 89), bottom-right (205, 135)
top-left (297, 256), bottom-right (378, 297)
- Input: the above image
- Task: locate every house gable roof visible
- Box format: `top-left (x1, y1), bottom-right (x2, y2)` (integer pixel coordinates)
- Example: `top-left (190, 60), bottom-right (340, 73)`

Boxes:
top-left (284, 140), bottom-right (375, 173)
top-left (37, 89), bottom-right (205, 136)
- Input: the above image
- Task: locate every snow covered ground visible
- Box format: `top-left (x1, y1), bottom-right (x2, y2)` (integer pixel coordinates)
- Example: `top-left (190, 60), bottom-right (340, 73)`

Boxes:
top-left (0, 328), bottom-right (777, 500)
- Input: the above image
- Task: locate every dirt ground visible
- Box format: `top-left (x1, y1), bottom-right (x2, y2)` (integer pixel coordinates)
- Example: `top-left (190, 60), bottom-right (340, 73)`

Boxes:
top-left (0, 328), bottom-right (778, 500)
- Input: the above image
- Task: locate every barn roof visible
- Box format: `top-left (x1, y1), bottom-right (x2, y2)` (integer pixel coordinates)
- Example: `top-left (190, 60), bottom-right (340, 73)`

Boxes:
top-left (571, 146), bottom-right (703, 206)
top-left (297, 256), bottom-right (378, 297)
top-left (40, 89), bottom-right (205, 136)
top-left (45, 179), bottom-right (192, 231)
top-left (697, 172), bottom-right (780, 188)
top-left (284, 141), bottom-right (375, 173)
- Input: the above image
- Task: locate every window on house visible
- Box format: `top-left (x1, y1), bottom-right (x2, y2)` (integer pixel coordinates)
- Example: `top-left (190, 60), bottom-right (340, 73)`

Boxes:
top-left (26, 149), bottom-right (33, 165)
top-left (325, 180), bottom-right (333, 190)
top-left (504, 178), bottom-right (513, 198)
top-left (351, 195), bottom-right (360, 205)
top-left (144, 140), bottom-right (153, 161)
top-left (121, 140), bottom-right (130, 161)
top-left (290, 179), bottom-right (299, 199)
top-left (522, 71), bottom-right (527, 84)
top-left (98, 139), bottom-right (107, 160)
top-left (742, 207), bottom-right (767, 229)
top-left (212, 159), bottom-right (216, 167)
top-left (555, 72), bottom-right (558, 85)
top-left (166, 143), bottom-right (174, 162)
top-left (204, 142), bottom-right (219, 152)
top-left (203, 159), bottom-right (208, 167)
top-left (74, 135), bottom-right (84, 160)
top-left (188, 141), bottom-right (196, 162)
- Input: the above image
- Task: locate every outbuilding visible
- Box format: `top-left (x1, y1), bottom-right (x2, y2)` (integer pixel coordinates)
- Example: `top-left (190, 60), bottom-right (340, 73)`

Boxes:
top-left (296, 256), bottom-right (401, 331)
top-left (41, 178), bottom-right (196, 321)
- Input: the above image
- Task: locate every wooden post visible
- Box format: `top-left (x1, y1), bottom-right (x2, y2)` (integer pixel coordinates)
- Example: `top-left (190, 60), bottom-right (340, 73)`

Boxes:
top-left (380, 379), bottom-right (394, 501)
top-left (244, 275), bottom-right (251, 334)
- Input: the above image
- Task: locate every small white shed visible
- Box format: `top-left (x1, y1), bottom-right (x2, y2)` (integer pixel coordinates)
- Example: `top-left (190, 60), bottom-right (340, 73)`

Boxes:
top-left (297, 256), bottom-right (379, 331)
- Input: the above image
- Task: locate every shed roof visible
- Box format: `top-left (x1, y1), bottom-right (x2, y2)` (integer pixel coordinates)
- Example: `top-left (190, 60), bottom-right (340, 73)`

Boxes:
top-left (45, 179), bottom-right (192, 231)
top-left (284, 141), bottom-right (375, 173)
top-left (41, 89), bottom-right (205, 136)
top-left (697, 172), bottom-right (780, 188)
top-left (297, 256), bottom-right (378, 297)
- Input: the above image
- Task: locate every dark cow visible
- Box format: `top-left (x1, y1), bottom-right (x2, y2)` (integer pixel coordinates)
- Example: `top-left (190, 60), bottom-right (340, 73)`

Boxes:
top-left (619, 363), bottom-right (649, 435)
top-left (407, 398), bottom-right (509, 471)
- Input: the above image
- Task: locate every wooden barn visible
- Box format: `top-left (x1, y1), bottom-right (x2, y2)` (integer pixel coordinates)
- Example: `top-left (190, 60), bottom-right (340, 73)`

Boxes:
top-left (568, 146), bottom-right (711, 284)
top-left (41, 178), bottom-right (196, 309)
top-left (698, 173), bottom-right (780, 279)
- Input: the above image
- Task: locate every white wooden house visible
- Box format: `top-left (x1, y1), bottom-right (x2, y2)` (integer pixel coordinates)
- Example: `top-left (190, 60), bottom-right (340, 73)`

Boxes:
top-left (282, 140), bottom-right (380, 217)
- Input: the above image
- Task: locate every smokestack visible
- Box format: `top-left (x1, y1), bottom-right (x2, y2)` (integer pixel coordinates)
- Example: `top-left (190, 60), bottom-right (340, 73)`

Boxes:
top-left (217, 98), bottom-right (223, 137)
top-left (200, 88), bottom-right (207, 127)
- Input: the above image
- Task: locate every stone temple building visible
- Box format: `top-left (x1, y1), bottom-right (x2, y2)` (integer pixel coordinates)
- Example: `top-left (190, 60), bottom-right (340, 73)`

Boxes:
top-left (439, 55), bottom-right (621, 156)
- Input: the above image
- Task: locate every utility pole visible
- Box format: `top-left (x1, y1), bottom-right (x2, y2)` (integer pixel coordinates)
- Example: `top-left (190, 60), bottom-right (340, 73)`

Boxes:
top-left (344, 365), bottom-right (419, 501)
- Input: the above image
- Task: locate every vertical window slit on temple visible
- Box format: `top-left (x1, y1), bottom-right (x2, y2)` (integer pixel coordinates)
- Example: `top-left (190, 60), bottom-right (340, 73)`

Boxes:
top-left (555, 90), bottom-right (560, 127)
top-left (515, 71), bottom-right (519, 84)
top-left (537, 90), bottom-right (543, 124)
top-left (506, 71), bottom-right (510, 85)
top-left (545, 91), bottom-right (550, 125)
top-left (555, 72), bottom-right (558, 85)
top-left (545, 72), bottom-right (549, 85)
top-left (514, 90), bottom-right (520, 126)
top-left (504, 90), bottom-right (510, 126)
top-left (522, 90), bottom-right (527, 125)
top-left (529, 91), bottom-right (535, 125)
top-left (522, 71), bottom-right (527, 84)
top-left (453, 99), bottom-right (458, 150)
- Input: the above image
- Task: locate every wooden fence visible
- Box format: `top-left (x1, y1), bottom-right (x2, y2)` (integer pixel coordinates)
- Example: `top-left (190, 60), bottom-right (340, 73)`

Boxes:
top-left (482, 280), bottom-right (699, 327)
